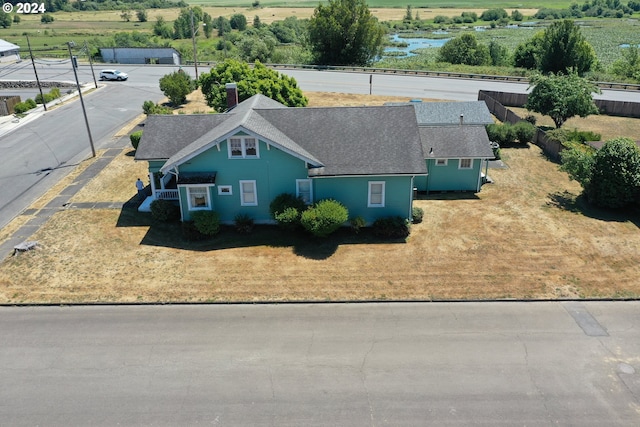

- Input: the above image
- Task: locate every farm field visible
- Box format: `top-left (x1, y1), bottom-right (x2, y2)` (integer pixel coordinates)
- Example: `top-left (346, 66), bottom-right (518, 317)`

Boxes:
top-left (0, 91), bottom-right (639, 304)
top-left (190, 0), bottom-right (576, 9)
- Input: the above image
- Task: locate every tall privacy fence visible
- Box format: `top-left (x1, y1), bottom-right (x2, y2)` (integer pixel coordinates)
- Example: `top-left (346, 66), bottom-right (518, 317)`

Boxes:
top-left (478, 90), bottom-right (640, 160)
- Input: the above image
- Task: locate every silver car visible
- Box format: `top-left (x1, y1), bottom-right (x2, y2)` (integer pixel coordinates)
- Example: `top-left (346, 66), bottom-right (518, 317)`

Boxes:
top-left (99, 69), bottom-right (128, 81)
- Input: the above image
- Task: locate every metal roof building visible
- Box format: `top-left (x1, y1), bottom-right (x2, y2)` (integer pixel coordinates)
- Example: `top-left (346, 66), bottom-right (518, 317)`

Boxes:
top-left (0, 39), bottom-right (20, 63)
top-left (99, 47), bottom-right (181, 65)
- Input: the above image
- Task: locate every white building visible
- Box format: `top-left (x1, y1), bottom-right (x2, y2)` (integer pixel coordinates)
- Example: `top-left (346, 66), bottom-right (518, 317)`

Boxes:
top-left (100, 47), bottom-right (181, 65)
top-left (0, 39), bottom-right (20, 63)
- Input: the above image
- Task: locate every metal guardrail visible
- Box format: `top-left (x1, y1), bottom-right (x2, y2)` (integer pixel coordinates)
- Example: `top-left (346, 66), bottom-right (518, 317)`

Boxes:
top-left (266, 63), bottom-right (640, 91)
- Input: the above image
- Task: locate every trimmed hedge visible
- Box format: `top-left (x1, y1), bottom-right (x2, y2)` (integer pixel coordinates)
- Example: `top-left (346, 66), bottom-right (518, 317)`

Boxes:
top-left (192, 210), bottom-right (221, 236)
top-left (300, 199), bottom-right (348, 237)
top-left (130, 130), bottom-right (143, 150)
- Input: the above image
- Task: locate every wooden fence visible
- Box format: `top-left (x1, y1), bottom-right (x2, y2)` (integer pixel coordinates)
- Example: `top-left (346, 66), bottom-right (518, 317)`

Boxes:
top-left (0, 96), bottom-right (21, 116)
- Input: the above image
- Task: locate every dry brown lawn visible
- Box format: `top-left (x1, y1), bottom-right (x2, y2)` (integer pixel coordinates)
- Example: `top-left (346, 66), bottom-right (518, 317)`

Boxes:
top-left (0, 91), bottom-right (639, 304)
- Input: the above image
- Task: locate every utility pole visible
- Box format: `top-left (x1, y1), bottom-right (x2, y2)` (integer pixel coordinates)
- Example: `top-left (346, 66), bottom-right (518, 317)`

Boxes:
top-left (190, 8), bottom-right (198, 80)
top-left (84, 40), bottom-right (98, 89)
top-left (26, 34), bottom-right (46, 111)
top-left (67, 41), bottom-right (96, 158)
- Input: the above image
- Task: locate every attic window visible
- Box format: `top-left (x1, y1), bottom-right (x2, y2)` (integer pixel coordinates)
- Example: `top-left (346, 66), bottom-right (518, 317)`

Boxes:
top-left (436, 159), bottom-right (447, 166)
top-left (228, 137), bottom-right (259, 159)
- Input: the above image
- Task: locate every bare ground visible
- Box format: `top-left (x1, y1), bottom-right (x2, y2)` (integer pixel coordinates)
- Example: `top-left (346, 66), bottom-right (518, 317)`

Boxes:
top-left (0, 91), bottom-right (639, 304)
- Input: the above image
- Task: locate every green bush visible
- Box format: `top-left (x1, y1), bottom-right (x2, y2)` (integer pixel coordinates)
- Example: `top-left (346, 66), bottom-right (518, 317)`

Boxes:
top-left (412, 206), bottom-right (424, 224)
top-left (274, 207), bottom-right (301, 230)
top-left (513, 121), bottom-right (536, 143)
top-left (192, 210), bottom-right (221, 236)
top-left (547, 128), bottom-right (602, 145)
top-left (234, 213), bottom-right (254, 234)
top-left (142, 100), bottom-right (173, 115)
top-left (373, 216), bottom-right (411, 239)
top-left (130, 130), bottom-right (143, 150)
top-left (300, 199), bottom-right (348, 237)
top-left (150, 199), bottom-right (181, 222)
top-left (270, 193), bottom-right (306, 228)
top-left (14, 98), bottom-right (38, 114)
top-left (349, 216), bottom-right (366, 233)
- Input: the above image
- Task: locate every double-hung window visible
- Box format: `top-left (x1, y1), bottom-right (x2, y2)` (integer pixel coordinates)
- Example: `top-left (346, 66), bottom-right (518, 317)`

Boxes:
top-left (368, 181), bottom-right (385, 208)
top-left (228, 137), bottom-right (258, 158)
top-left (240, 180), bottom-right (257, 206)
top-left (459, 158), bottom-right (473, 169)
top-left (187, 186), bottom-right (210, 210)
top-left (296, 179), bottom-right (313, 205)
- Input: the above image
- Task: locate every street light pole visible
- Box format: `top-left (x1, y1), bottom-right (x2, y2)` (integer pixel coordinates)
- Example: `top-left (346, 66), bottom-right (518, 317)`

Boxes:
top-left (67, 41), bottom-right (96, 158)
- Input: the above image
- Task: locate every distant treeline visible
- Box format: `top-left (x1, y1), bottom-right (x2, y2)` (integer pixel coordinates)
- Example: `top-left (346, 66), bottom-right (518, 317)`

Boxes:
top-left (5, 0), bottom-right (187, 12)
top-left (535, 0), bottom-right (640, 19)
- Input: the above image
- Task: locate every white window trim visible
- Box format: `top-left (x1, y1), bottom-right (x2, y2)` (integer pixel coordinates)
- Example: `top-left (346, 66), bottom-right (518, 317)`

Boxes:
top-left (368, 181), bottom-right (386, 208)
top-left (217, 185), bottom-right (233, 196)
top-left (459, 158), bottom-right (473, 169)
top-left (186, 184), bottom-right (211, 211)
top-left (435, 159), bottom-right (448, 166)
top-left (227, 136), bottom-right (259, 159)
top-left (296, 179), bottom-right (313, 205)
top-left (239, 180), bottom-right (258, 206)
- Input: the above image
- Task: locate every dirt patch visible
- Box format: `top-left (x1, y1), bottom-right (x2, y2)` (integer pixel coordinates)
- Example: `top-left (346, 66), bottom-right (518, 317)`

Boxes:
top-left (1, 92), bottom-right (639, 304)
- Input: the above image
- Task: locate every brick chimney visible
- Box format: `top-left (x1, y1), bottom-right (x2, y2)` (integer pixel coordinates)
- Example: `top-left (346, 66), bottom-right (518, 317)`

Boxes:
top-left (225, 83), bottom-right (238, 109)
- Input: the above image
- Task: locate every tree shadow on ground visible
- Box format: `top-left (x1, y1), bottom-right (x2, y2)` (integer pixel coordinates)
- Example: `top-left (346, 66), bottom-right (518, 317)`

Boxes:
top-left (547, 191), bottom-right (640, 228)
top-left (115, 209), bottom-right (406, 260)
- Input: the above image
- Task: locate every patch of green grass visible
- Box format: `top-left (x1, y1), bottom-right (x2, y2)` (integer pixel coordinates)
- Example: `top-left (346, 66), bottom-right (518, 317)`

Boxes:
top-left (188, 0), bottom-right (576, 8)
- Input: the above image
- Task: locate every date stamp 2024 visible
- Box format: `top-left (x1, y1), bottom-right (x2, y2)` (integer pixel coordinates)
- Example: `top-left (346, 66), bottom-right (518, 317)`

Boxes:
top-left (3, 2), bottom-right (47, 14)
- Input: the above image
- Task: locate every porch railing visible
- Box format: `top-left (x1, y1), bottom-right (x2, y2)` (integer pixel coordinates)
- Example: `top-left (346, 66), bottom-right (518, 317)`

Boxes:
top-left (155, 189), bottom-right (179, 200)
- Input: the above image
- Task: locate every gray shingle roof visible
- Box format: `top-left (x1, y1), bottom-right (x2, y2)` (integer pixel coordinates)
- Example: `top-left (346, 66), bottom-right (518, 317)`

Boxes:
top-left (256, 104), bottom-right (427, 176)
top-left (137, 94), bottom-right (428, 177)
top-left (420, 125), bottom-right (495, 159)
top-left (386, 101), bottom-right (494, 126)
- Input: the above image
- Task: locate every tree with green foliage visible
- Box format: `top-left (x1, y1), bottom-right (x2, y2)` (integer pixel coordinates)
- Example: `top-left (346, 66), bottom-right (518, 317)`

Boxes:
top-left (173, 7), bottom-right (203, 39)
top-left (611, 44), bottom-right (640, 81)
top-left (0, 13), bottom-right (11, 28)
top-left (308, 0), bottom-right (384, 66)
top-left (199, 60), bottom-right (308, 112)
top-left (120, 9), bottom-right (132, 22)
top-left (214, 16), bottom-right (232, 37)
top-left (511, 9), bottom-right (524, 21)
top-left (562, 138), bottom-right (640, 209)
top-left (136, 9), bottom-right (147, 23)
top-left (13, 14), bottom-right (20, 24)
top-left (438, 33), bottom-right (491, 66)
top-left (253, 15), bottom-right (262, 29)
top-left (203, 13), bottom-right (213, 38)
top-left (488, 40), bottom-right (509, 66)
top-left (153, 16), bottom-right (173, 39)
top-left (480, 8), bottom-right (508, 21)
top-left (587, 138), bottom-right (640, 208)
top-left (40, 13), bottom-right (54, 23)
top-left (238, 33), bottom-right (276, 63)
top-left (403, 5), bottom-right (413, 23)
top-left (513, 32), bottom-right (544, 69)
top-left (159, 70), bottom-right (196, 106)
top-left (560, 142), bottom-right (596, 189)
top-left (538, 20), bottom-right (597, 75)
top-left (230, 13), bottom-right (247, 31)
top-left (525, 72), bottom-right (600, 128)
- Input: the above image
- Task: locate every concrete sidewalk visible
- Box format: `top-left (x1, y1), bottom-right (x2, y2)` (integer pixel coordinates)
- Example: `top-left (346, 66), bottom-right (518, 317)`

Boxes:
top-left (0, 83), bottom-right (137, 260)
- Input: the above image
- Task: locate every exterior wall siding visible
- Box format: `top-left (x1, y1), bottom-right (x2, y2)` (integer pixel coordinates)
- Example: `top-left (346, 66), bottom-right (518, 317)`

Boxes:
top-left (424, 159), bottom-right (482, 192)
top-left (313, 175), bottom-right (413, 224)
top-left (177, 136), bottom-right (309, 222)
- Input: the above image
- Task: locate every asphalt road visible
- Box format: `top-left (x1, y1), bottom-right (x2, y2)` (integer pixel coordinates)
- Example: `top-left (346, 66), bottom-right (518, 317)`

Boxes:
top-left (0, 62), bottom-right (165, 229)
top-left (1, 302), bottom-right (639, 426)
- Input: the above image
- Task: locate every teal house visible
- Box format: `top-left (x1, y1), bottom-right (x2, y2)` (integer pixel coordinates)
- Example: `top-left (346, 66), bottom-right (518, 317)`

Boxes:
top-left (388, 101), bottom-right (495, 193)
top-left (135, 91), bottom-right (495, 225)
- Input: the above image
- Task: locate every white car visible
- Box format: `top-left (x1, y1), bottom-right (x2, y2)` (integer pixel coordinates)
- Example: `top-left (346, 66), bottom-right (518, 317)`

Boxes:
top-left (100, 69), bottom-right (128, 81)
